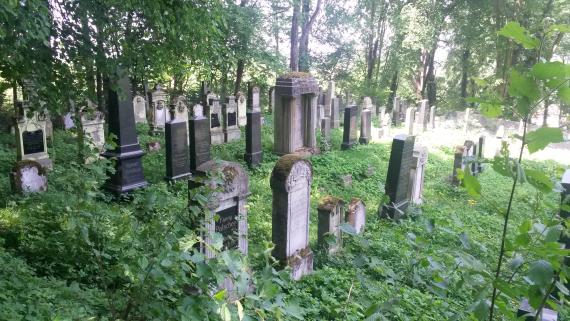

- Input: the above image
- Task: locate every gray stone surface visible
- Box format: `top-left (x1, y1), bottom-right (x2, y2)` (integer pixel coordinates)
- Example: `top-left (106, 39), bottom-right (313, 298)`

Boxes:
top-left (15, 107), bottom-right (52, 169)
top-left (237, 92), bottom-right (247, 127)
top-left (341, 104), bottom-right (358, 150)
top-left (318, 196), bottom-right (344, 254)
top-left (409, 146), bottom-right (428, 205)
top-left (429, 106), bottom-right (436, 129)
top-left (405, 107), bottom-right (416, 135)
top-left (210, 98), bottom-right (225, 145)
top-left (133, 95), bottom-right (147, 123)
top-left (345, 198), bottom-right (365, 234)
top-left (223, 96), bottom-right (241, 143)
top-left (380, 134), bottom-right (415, 219)
top-left (10, 160), bottom-right (47, 194)
top-left (151, 85), bottom-right (170, 133)
top-left (416, 99), bottom-right (428, 132)
top-left (359, 106), bottom-right (371, 144)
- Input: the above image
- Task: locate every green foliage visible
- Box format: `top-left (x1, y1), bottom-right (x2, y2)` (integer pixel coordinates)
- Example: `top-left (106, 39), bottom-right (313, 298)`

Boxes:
top-left (497, 22), bottom-right (541, 49)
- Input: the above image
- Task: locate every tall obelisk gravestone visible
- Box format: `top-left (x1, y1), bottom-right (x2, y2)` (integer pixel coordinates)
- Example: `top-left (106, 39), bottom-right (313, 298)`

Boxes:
top-left (244, 83), bottom-right (263, 167)
top-left (102, 70), bottom-right (148, 194)
top-left (380, 134), bottom-right (415, 219)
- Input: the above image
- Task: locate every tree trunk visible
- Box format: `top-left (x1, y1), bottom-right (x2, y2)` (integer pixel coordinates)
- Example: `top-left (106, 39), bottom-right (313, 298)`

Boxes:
top-left (289, 2), bottom-right (300, 71)
top-left (388, 71), bottom-right (399, 111)
top-left (460, 48), bottom-right (470, 106)
top-left (234, 59), bottom-right (245, 95)
top-left (298, 0), bottom-right (322, 72)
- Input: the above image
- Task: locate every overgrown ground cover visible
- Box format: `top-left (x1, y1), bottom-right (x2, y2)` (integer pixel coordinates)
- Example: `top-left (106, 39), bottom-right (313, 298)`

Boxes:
top-left (0, 117), bottom-right (567, 320)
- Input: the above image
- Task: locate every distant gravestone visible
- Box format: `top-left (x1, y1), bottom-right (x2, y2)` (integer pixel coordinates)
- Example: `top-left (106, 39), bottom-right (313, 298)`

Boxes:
top-left (165, 106), bottom-right (191, 181)
top-left (380, 134), bottom-right (415, 219)
top-left (10, 160), bottom-right (47, 194)
top-left (133, 95), bottom-right (147, 123)
top-left (151, 85), bottom-right (170, 134)
top-left (63, 112), bottom-right (75, 130)
top-left (359, 101), bottom-right (372, 144)
top-left (15, 108), bottom-right (52, 169)
top-left (409, 146), bottom-right (428, 205)
top-left (452, 140), bottom-right (475, 186)
top-left (429, 106), bottom-right (436, 129)
top-left (379, 114), bottom-right (391, 139)
top-left (270, 154), bottom-right (313, 280)
top-left (320, 117), bottom-right (331, 148)
top-left (80, 110), bottom-right (106, 154)
top-left (378, 106), bottom-right (386, 124)
top-left (477, 136), bottom-right (485, 172)
top-left (189, 104), bottom-right (211, 172)
top-left (392, 97), bottom-right (401, 126)
top-left (317, 196), bottom-right (344, 254)
top-left (210, 98), bottom-right (224, 145)
top-left (269, 86), bottom-right (275, 114)
top-left (341, 104), bottom-right (358, 150)
top-left (405, 107), bottom-right (415, 135)
top-left (325, 81), bottom-right (335, 118)
top-left (42, 109), bottom-right (53, 142)
top-left (237, 92), bottom-right (247, 127)
top-left (223, 96), bottom-right (241, 143)
top-left (244, 83), bottom-right (263, 167)
top-left (463, 108), bottom-right (471, 133)
top-left (345, 198), bottom-right (365, 234)
top-left (416, 100), bottom-right (428, 132)
top-left (331, 98), bottom-right (341, 129)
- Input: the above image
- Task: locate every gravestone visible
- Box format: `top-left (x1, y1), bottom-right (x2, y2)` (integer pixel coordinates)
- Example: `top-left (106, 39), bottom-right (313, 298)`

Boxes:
top-left (409, 146), bottom-right (428, 205)
top-left (345, 198), bottom-right (365, 234)
top-left (341, 104), bottom-right (358, 150)
top-left (416, 99), bottom-right (428, 132)
top-left (15, 107), bottom-right (52, 169)
top-left (380, 134), bottom-right (415, 219)
top-left (63, 112), bottom-right (75, 129)
top-left (269, 86), bottom-right (275, 114)
top-left (270, 154), bottom-right (313, 280)
top-left (223, 96), bottom-right (241, 143)
top-left (463, 108), bottom-right (471, 133)
top-left (429, 106), bottom-right (436, 129)
top-left (165, 106), bottom-right (191, 181)
top-left (10, 160), bottom-right (48, 194)
top-left (320, 117), bottom-right (331, 148)
top-left (452, 140), bottom-right (475, 186)
top-left (133, 95), bottom-right (147, 123)
top-left (379, 114), bottom-right (391, 139)
top-left (331, 98), bottom-right (341, 129)
top-left (317, 196), bottom-right (344, 254)
top-left (237, 92), bottom-right (247, 127)
top-left (392, 97), bottom-right (401, 126)
top-left (151, 85), bottom-right (170, 134)
top-left (405, 107), bottom-right (416, 135)
top-left (189, 104), bottom-right (211, 172)
top-left (273, 74), bottom-right (319, 155)
top-left (378, 106), bottom-right (386, 124)
top-left (172, 95), bottom-right (190, 145)
top-left (191, 161), bottom-right (249, 259)
top-left (324, 81), bottom-right (335, 118)
top-left (41, 109), bottom-right (53, 142)
top-left (477, 136), bottom-right (485, 172)
top-left (359, 101), bottom-right (372, 144)
top-left (244, 83), bottom-right (263, 167)
top-left (80, 109), bottom-right (106, 153)
top-left (210, 98), bottom-right (225, 145)
top-left (102, 70), bottom-right (147, 194)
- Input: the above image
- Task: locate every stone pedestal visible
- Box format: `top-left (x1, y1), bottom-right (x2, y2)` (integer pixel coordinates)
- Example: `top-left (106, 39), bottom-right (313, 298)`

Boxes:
top-left (270, 154), bottom-right (313, 280)
top-left (380, 134), bottom-right (415, 219)
top-left (237, 92), bottom-right (247, 127)
top-left (345, 198), bottom-right (365, 234)
top-left (273, 75), bottom-right (319, 155)
top-left (102, 71), bottom-right (147, 194)
top-left (341, 105), bottom-right (358, 150)
top-left (359, 107), bottom-right (371, 144)
top-left (317, 196), bottom-right (344, 254)
top-left (244, 84), bottom-right (263, 167)
top-left (223, 96), bottom-right (241, 143)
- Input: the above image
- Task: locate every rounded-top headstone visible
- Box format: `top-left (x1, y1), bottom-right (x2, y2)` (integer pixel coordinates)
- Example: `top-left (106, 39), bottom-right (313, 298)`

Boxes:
top-left (270, 154), bottom-right (313, 192)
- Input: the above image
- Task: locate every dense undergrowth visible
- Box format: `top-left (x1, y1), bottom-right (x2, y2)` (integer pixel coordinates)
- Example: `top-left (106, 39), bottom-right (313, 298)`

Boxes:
top-left (0, 117), bottom-right (567, 320)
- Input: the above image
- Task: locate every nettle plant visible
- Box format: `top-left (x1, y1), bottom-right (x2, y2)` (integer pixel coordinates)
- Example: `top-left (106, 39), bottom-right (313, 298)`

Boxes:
top-left (461, 22), bottom-right (570, 320)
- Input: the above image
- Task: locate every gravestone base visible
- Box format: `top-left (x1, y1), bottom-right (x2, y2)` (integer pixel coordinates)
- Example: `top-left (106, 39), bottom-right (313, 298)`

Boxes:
top-left (379, 199), bottom-right (409, 220)
top-left (341, 141), bottom-right (357, 150)
top-left (102, 148), bottom-right (148, 194)
top-left (287, 248), bottom-right (314, 281)
top-left (35, 158), bottom-right (53, 170)
top-left (211, 131), bottom-right (225, 145)
top-left (358, 137), bottom-right (370, 144)
top-left (244, 152), bottom-right (263, 167)
top-left (224, 128), bottom-right (241, 143)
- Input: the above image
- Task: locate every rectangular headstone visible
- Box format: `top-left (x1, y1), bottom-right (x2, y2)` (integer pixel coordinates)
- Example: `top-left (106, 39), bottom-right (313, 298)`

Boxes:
top-left (392, 97), bottom-right (401, 126)
top-left (341, 105), bottom-right (358, 150)
top-left (409, 146), bottom-right (428, 205)
top-left (244, 84), bottom-right (263, 167)
top-left (429, 106), bottom-right (436, 129)
top-left (345, 198), bottom-right (365, 234)
top-left (380, 134), bottom-right (415, 219)
top-left (165, 117), bottom-right (191, 181)
top-left (317, 196), bottom-right (344, 254)
top-left (405, 107), bottom-right (415, 135)
top-left (189, 104), bottom-right (211, 172)
top-left (417, 99), bottom-right (428, 132)
top-left (359, 106), bottom-right (371, 144)
top-left (210, 99), bottom-right (224, 145)
top-left (223, 96), bottom-right (241, 143)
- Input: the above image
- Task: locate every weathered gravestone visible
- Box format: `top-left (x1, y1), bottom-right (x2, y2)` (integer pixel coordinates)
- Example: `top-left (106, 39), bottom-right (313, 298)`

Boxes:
top-left (10, 160), bottom-right (48, 194)
top-left (324, 81), bottom-right (335, 118)
top-left (273, 74), bottom-right (319, 155)
top-left (244, 83), bottom-right (263, 167)
top-left (41, 109), bottom-right (53, 142)
top-left (416, 99), bottom-right (429, 132)
top-left (392, 96), bottom-right (401, 126)
top-left (320, 117), bottom-right (331, 150)
top-left (317, 196), bottom-right (344, 254)
top-left (463, 108), bottom-right (471, 133)
top-left (101, 70), bottom-right (147, 194)
top-left (359, 101), bottom-right (372, 144)
top-left (341, 104), bottom-right (358, 150)
top-left (133, 95), bottom-right (147, 123)
top-left (331, 98), bottom-right (341, 129)
top-left (380, 134), bottom-right (415, 219)
top-left (237, 92), bottom-right (247, 127)
top-left (405, 106), bottom-right (416, 135)
top-left (210, 98), bottom-right (225, 145)
top-left (15, 107), bottom-right (52, 169)
top-left (165, 106), bottom-right (191, 181)
top-left (80, 109), bottom-right (106, 154)
top-left (223, 96), bottom-right (241, 143)
top-left (345, 198), bottom-right (365, 234)
top-left (451, 140), bottom-right (475, 186)
top-left (63, 111), bottom-right (75, 130)
top-left (429, 106), bottom-right (436, 129)
top-left (409, 146), bottom-right (428, 205)
top-left (150, 85), bottom-right (170, 134)
top-left (378, 106), bottom-right (386, 124)
top-left (270, 154), bottom-right (313, 280)
top-left (379, 114), bottom-right (391, 139)
top-left (189, 104), bottom-right (211, 173)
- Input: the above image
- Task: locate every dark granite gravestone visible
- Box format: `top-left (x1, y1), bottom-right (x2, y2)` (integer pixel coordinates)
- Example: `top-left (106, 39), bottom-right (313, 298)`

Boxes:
top-left (477, 136), bottom-right (485, 173)
top-left (211, 113), bottom-right (221, 128)
top-left (23, 130), bottom-right (45, 154)
top-left (165, 107), bottom-right (191, 181)
top-left (189, 104), bottom-right (211, 173)
top-left (228, 112), bottom-right (237, 126)
top-left (102, 70), bottom-right (147, 194)
top-left (380, 134), bottom-right (415, 219)
top-left (244, 83), bottom-right (263, 167)
top-left (341, 104), bottom-right (358, 150)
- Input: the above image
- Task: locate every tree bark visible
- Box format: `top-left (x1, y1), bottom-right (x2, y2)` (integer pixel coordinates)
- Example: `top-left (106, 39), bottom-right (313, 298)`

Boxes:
top-left (234, 59), bottom-right (245, 95)
top-left (289, 2), bottom-right (300, 71)
top-left (460, 48), bottom-right (470, 106)
top-left (388, 71), bottom-right (399, 111)
top-left (298, 0), bottom-right (322, 72)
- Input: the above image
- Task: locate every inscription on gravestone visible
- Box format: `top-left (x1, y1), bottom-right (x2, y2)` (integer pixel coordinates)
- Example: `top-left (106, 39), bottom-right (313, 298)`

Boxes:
top-left (216, 206), bottom-right (239, 250)
top-left (23, 130), bottom-right (45, 154)
top-left (228, 112), bottom-right (237, 127)
top-left (288, 187), bottom-right (309, 254)
top-left (166, 122), bottom-right (190, 180)
top-left (211, 114), bottom-right (221, 128)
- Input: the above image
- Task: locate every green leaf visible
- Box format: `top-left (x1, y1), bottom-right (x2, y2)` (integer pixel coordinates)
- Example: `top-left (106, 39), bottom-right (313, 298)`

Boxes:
top-left (471, 299), bottom-right (490, 321)
top-left (138, 257), bottom-right (149, 270)
top-left (532, 62), bottom-right (570, 80)
top-left (463, 171), bottom-right (482, 197)
top-left (525, 127), bottom-right (564, 153)
top-left (559, 87), bottom-right (570, 105)
top-left (480, 103), bottom-right (503, 118)
top-left (510, 254), bottom-right (524, 269)
top-left (527, 260), bottom-right (553, 287)
top-left (548, 24), bottom-right (570, 33)
top-left (509, 70), bottom-right (539, 101)
top-left (544, 225), bottom-right (563, 242)
top-left (498, 22), bottom-right (540, 49)
top-left (525, 169), bottom-right (554, 192)
top-left (213, 289), bottom-right (227, 301)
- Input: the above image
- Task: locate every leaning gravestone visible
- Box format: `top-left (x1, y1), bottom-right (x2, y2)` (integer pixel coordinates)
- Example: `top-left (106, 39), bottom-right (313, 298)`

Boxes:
top-left (359, 101), bottom-right (372, 144)
top-left (244, 83), bottom-right (263, 167)
top-left (101, 70), bottom-right (147, 194)
top-left (317, 196), bottom-right (344, 254)
top-left (10, 160), bottom-right (48, 194)
top-left (345, 198), bottom-right (365, 234)
top-left (380, 134), bottom-right (415, 219)
top-left (223, 96), bottom-right (241, 143)
top-left (409, 146), bottom-right (428, 205)
top-left (270, 154), bottom-right (313, 280)
top-left (165, 106), bottom-right (191, 181)
top-left (133, 95), bottom-right (147, 123)
top-left (210, 98), bottom-right (225, 145)
top-left (237, 92), bottom-right (247, 127)
top-left (189, 104), bottom-right (211, 173)
top-left (341, 104), bottom-right (358, 150)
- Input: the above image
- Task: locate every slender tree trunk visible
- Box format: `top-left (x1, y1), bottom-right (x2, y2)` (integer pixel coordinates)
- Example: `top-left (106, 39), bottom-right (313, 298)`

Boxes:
top-left (460, 48), bottom-right (470, 106)
top-left (298, 0), bottom-right (322, 72)
top-left (289, 2), bottom-right (300, 71)
top-left (234, 60), bottom-right (245, 95)
top-left (388, 71), bottom-right (399, 111)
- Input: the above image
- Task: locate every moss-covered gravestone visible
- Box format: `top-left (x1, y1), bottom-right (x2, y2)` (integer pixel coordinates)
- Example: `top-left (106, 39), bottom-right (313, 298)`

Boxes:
top-left (10, 160), bottom-right (47, 194)
top-left (318, 196), bottom-right (344, 254)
